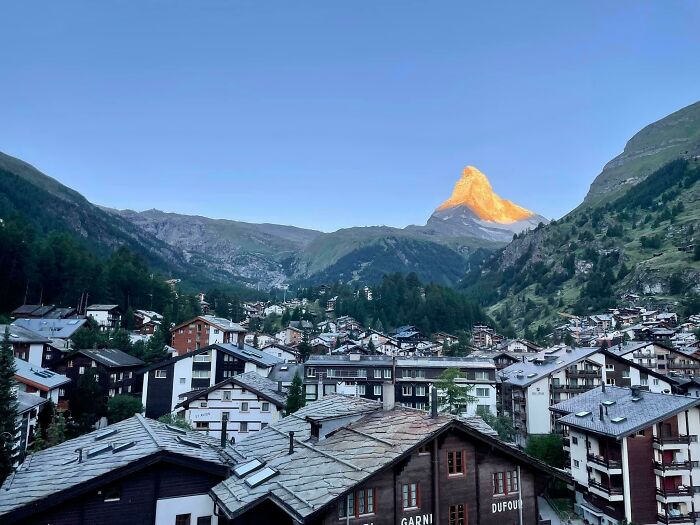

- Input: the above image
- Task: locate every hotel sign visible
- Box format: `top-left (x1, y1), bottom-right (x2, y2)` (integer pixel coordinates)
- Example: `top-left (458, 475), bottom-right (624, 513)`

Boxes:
top-left (400, 514), bottom-right (433, 525)
top-left (492, 499), bottom-right (520, 513)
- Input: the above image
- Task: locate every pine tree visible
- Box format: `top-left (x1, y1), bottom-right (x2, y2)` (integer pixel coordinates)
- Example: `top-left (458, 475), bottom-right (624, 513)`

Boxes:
top-left (46, 413), bottom-right (67, 447)
top-left (0, 327), bottom-right (19, 482)
top-left (285, 373), bottom-right (305, 415)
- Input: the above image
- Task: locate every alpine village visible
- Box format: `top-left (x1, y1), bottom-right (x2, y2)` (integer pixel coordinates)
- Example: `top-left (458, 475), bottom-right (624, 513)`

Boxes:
top-left (2, 8), bottom-right (700, 525)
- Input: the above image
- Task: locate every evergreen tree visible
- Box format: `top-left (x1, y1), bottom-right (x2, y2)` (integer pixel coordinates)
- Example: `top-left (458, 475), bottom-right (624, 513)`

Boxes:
top-left (285, 373), bottom-right (305, 415)
top-left (70, 369), bottom-right (106, 434)
top-left (107, 395), bottom-right (143, 423)
top-left (296, 331), bottom-right (311, 363)
top-left (0, 328), bottom-right (19, 482)
top-left (435, 368), bottom-right (477, 416)
top-left (46, 413), bottom-right (68, 447)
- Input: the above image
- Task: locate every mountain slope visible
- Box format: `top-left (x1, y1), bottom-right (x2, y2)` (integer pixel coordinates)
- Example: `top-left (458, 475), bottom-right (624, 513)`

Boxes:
top-left (417, 166), bottom-right (548, 242)
top-left (462, 158), bottom-right (700, 336)
top-left (582, 100), bottom-right (700, 206)
top-left (0, 152), bottom-right (206, 280)
top-left (108, 208), bottom-right (321, 288)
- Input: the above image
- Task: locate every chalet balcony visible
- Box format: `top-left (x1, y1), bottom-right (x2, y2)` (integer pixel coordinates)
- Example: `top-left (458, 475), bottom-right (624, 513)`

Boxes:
top-left (653, 436), bottom-right (698, 449)
top-left (588, 478), bottom-right (624, 501)
top-left (656, 486), bottom-right (693, 503)
top-left (551, 384), bottom-right (594, 393)
top-left (566, 369), bottom-right (600, 378)
top-left (587, 453), bottom-right (622, 474)
top-left (657, 511), bottom-right (696, 524)
top-left (654, 461), bottom-right (693, 476)
top-left (667, 362), bottom-right (700, 370)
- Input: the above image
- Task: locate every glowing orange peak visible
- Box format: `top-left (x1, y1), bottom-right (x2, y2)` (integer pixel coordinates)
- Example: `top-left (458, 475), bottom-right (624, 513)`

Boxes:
top-left (436, 166), bottom-right (534, 224)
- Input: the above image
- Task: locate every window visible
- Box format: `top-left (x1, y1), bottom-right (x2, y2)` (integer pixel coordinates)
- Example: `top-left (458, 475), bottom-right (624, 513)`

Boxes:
top-left (402, 386), bottom-right (413, 396)
top-left (449, 504), bottom-right (466, 525)
top-left (307, 367), bottom-right (316, 378)
top-left (605, 364), bottom-right (614, 371)
top-left (475, 371), bottom-right (488, 380)
top-left (79, 366), bottom-right (85, 375)
top-left (492, 471), bottom-right (518, 495)
top-left (448, 450), bottom-right (464, 476)
top-left (175, 515), bottom-right (191, 525)
top-left (476, 387), bottom-right (489, 397)
top-left (222, 391), bottom-right (232, 401)
top-left (416, 402), bottom-right (427, 410)
top-left (200, 401), bottom-right (207, 408)
top-left (241, 402), bottom-right (249, 412)
top-left (571, 436), bottom-right (578, 445)
top-left (155, 369), bottom-right (167, 379)
top-left (653, 378), bottom-right (659, 386)
top-left (357, 487), bottom-right (375, 515)
top-left (102, 486), bottom-right (121, 502)
top-left (195, 422), bottom-right (209, 429)
top-left (194, 351), bottom-right (211, 362)
top-left (573, 460), bottom-right (580, 468)
top-left (383, 369), bottom-right (391, 379)
top-left (477, 404), bottom-right (490, 414)
top-left (239, 422), bottom-right (248, 433)
top-left (418, 444), bottom-right (430, 455)
top-left (622, 370), bottom-right (630, 378)
top-left (415, 370), bottom-right (425, 379)
top-left (606, 378), bottom-right (615, 386)
top-left (192, 370), bottom-right (211, 379)
top-left (402, 369), bottom-right (412, 378)
top-left (261, 402), bottom-right (270, 412)
top-left (373, 385), bottom-right (382, 396)
top-left (374, 369), bottom-right (382, 379)
top-left (196, 517), bottom-right (212, 525)
top-left (415, 386), bottom-right (426, 397)
top-left (402, 483), bottom-right (419, 509)
top-left (356, 384), bottom-right (366, 395)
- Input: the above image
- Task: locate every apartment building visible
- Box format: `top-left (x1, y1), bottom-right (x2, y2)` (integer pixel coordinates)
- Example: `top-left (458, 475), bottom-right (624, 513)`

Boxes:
top-left (170, 315), bottom-right (247, 355)
top-left (85, 304), bottom-right (122, 331)
top-left (551, 386), bottom-right (700, 525)
top-left (303, 354), bottom-right (498, 417)
top-left (500, 346), bottom-right (676, 445)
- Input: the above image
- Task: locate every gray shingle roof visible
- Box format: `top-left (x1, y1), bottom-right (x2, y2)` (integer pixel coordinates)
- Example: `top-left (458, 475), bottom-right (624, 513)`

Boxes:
top-left (211, 395), bottom-right (551, 522)
top-left (13, 318), bottom-right (87, 339)
top-left (201, 315), bottom-right (245, 332)
top-left (0, 324), bottom-right (49, 344)
top-left (211, 343), bottom-right (283, 368)
top-left (500, 346), bottom-right (601, 387)
top-left (14, 358), bottom-right (70, 390)
top-left (16, 391), bottom-right (48, 415)
top-left (176, 371), bottom-right (288, 408)
top-left (306, 355), bottom-right (495, 369)
top-left (85, 304), bottom-right (119, 311)
top-left (78, 348), bottom-right (144, 368)
top-left (551, 385), bottom-right (700, 438)
top-left (268, 363), bottom-right (304, 384)
top-left (0, 415), bottom-right (229, 518)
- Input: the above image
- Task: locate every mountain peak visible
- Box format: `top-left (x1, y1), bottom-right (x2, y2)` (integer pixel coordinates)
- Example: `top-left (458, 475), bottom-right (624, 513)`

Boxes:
top-left (436, 166), bottom-right (534, 224)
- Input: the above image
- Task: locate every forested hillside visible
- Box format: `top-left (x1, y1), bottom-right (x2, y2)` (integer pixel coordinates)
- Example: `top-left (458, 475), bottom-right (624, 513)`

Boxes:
top-left (461, 158), bottom-right (700, 337)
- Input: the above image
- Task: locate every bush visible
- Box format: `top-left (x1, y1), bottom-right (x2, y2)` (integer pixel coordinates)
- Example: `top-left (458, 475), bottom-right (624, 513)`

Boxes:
top-left (107, 395), bottom-right (143, 424)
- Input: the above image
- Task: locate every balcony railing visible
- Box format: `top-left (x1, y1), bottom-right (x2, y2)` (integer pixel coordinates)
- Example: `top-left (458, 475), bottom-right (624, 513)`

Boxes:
top-left (587, 454), bottom-right (622, 469)
top-left (654, 461), bottom-right (693, 472)
top-left (653, 435), bottom-right (698, 446)
top-left (656, 486), bottom-right (693, 498)
top-left (552, 384), bottom-right (595, 392)
top-left (657, 512), bottom-right (696, 524)
top-left (667, 362), bottom-right (700, 370)
top-left (566, 369), bottom-right (600, 378)
top-left (588, 479), bottom-right (623, 496)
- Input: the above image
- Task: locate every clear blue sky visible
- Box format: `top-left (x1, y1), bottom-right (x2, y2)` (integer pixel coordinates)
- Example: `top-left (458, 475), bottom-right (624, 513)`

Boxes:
top-left (1, 2), bottom-right (698, 232)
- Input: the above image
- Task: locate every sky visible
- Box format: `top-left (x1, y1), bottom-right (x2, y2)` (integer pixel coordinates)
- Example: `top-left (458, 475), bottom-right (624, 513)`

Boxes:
top-left (1, 2), bottom-right (699, 232)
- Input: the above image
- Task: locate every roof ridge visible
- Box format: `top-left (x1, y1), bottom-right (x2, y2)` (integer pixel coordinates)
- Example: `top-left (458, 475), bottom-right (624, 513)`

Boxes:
top-left (135, 414), bottom-right (162, 448)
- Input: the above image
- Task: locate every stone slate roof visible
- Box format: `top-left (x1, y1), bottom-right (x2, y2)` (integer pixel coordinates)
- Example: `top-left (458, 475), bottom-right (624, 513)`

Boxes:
top-left (13, 318), bottom-right (87, 339)
top-left (268, 363), bottom-right (304, 384)
top-left (85, 304), bottom-right (119, 311)
top-left (306, 355), bottom-right (495, 369)
top-left (0, 415), bottom-right (229, 519)
top-left (0, 324), bottom-right (49, 344)
top-left (78, 348), bottom-right (145, 368)
top-left (16, 391), bottom-right (48, 415)
top-left (551, 385), bottom-right (700, 438)
top-left (14, 358), bottom-right (70, 390)
top-left (605, 340), bottom-right (657, 357)
top-left (211, 343), bottom-right (284, 368)
top-left (210, 394), bottom-right (562, 522)
top-left (500, 346), bottom-right (601, 387)
top-left (176, 371), bottom-right (288, 408)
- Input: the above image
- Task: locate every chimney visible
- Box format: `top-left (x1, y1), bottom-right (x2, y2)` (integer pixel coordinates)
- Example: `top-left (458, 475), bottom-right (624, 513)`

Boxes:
top-left (430, 387), bottom-right (438, 419)
top-left (382, 382), bottom-right (395, 411)
top-left (599, 404), bottom-right (604, 421)
top-left (237, 331), bottom-right (245, 350)
top-left (220, 413), bottom-right (228, 448)
top-left (602, 381), bottom-right (606, 393)
top-left (75, 448), bottom-right (83, 463)
top-left (277, 381), bottom-right (283, 393)
top-left (288, 431), bottom-right (295, 455)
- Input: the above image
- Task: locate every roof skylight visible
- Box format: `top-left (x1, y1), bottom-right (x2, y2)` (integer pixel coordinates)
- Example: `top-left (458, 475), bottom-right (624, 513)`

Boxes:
top-left (176, 436), bottom-right (201, 448)
top-left (575, 411), bottom-right (591, 417)
top-left (611, 417), bottom-right (626, 423)
top-left (234, 458), bottom-right (264, 477)
top-left (245, 466), bottom-right (278, 487)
